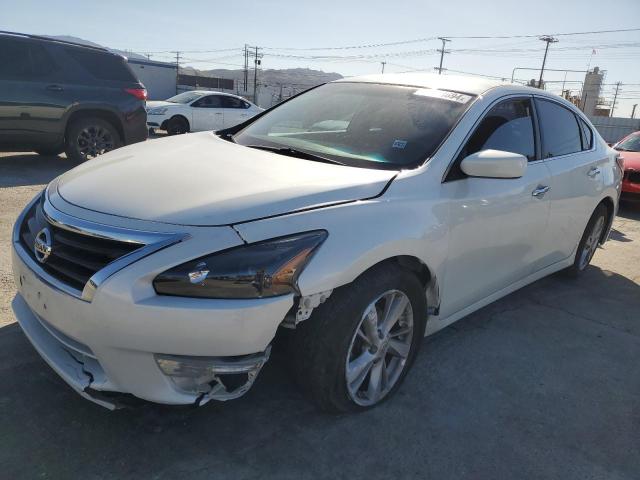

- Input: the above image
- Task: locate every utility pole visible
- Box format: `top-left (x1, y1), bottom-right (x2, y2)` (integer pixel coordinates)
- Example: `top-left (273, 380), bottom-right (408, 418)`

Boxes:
top-left (250, 46), bottom-right (263, 105)
top-left (610, 81), bottom-right (621, 117)
top-left (381, 61), bottom-right (386, 74)
top-left (538, 36), bottom-right (558, 89)
top-left (243, 44), bottom-right (249, 92)
top-left (173, 51), bottom-right (181, 94)
top-left (632, 104), bottom-right (638, 119)
top-left (436, 37), bottom-right (450, 75)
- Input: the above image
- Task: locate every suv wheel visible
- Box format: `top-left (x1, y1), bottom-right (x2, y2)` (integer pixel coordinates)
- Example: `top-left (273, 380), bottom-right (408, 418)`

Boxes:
top-left (166, 116), bottom-right (189, 135)
top-left (289, 263), bottom-right (427, 412)
top-left (66, 117), bottom-right (122, 162)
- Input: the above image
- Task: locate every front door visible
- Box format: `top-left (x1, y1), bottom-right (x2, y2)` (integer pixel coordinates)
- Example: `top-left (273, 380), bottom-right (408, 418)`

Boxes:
top-left (439, 97), bottom-right (552, 318)
top-left (190, 94), bottom-right (224, 131)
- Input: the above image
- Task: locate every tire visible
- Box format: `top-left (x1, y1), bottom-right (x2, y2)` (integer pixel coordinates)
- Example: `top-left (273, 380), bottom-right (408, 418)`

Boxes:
top-left (289, 263), bottom-right (427, 413)
top-left (166, 116), bottom-right (189, 135)
top-left (65, 117), bottom-right (122, 163)
top-left (565, 203), bottom-right (608, 277)
top-left (34, 145), bottom-right (64, 157)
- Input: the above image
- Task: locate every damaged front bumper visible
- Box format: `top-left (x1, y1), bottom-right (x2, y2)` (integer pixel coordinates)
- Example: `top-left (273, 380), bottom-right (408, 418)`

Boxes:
top-left (12, 293), bottom-right (272, 410)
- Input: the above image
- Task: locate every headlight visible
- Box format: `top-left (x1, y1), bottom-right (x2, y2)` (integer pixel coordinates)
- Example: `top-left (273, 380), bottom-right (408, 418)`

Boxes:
top-left (153, 231), bottom-right (327, 299)
top-left (147, 107), bottom-right (168, 115)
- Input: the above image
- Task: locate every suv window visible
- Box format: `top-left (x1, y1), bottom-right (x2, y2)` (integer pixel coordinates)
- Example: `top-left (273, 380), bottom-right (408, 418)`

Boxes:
top-left (535, 99), bottom-right (582, 158)
top-left (459, 98), bottom-right (536, 162)
top-left (0, 37), bottom-right (56, 79)
top-left (65, 48), bottom-right (136, 82)
top-left (578, 117), bottom-right (593, 150)
top-left (220, 96), bottom-right (246, 108)
top-left (192, 95), bottom-right (222, 108)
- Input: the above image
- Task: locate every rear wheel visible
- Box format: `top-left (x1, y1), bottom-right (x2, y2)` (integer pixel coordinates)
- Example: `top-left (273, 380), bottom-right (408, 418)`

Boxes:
top-left (289, 263), bottom-right (427, 412)
top-left (65, 117), bottom-right (121, 162)
top-left (166, 116), bottom-right (189, 135)
top-left (566, 203), bottom-right (608, 276)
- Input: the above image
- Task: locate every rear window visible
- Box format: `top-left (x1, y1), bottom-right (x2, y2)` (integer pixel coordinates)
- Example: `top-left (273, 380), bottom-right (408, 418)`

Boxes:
top-left (65, 48), bottom-right (136, 82)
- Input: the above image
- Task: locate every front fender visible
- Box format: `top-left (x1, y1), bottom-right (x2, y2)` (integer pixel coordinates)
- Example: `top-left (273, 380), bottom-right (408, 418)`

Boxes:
top-left (233, 192), bottom-right (449, 301)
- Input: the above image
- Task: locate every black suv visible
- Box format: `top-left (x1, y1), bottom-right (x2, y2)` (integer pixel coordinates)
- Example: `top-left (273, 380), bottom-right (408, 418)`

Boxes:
top-left (0, 32), bottom-right (147, 162)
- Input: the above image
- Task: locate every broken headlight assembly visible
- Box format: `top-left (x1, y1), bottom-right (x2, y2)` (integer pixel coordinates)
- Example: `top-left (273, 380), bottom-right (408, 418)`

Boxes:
top-left (153, 230), bottom-right (327, 299)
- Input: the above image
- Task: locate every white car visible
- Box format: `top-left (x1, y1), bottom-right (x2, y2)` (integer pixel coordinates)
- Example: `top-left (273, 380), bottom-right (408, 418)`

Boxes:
top-left (146, 90), bottom-right (262, 134)
top-left (12, 73), bottom-right (622, 412)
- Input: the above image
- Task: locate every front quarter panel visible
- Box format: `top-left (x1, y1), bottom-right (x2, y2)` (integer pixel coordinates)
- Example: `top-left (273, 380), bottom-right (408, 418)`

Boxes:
top-left (234, 169), bottom-right (449, 298)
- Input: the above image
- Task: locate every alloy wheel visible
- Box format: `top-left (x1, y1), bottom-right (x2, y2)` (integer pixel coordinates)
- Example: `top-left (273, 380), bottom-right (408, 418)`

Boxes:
top-left (345, 289), bottom-right (414, 406)
top-left (76, 125), bottom-right (115, 160)
top-left (578, 215), bottom-right (605, 270)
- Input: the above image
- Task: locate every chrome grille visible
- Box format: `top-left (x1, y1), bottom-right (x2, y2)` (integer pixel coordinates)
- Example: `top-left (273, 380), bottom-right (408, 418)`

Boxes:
top-left (19, 200), bottom-right (143, 291)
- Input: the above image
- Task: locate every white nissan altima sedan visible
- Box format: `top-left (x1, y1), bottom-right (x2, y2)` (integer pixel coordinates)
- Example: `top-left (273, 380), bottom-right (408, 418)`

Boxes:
top-left (12, 73), bottom-right (622, 412)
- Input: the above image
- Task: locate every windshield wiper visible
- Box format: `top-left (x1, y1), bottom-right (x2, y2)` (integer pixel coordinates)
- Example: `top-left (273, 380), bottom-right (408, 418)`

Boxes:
top-left (246, 145), bottom-right (346, 166)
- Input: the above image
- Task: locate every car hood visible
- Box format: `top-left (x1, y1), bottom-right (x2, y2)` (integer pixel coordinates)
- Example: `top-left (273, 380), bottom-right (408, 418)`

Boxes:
top-left (620, 150), bottom-right (640, 170)
top-left (56, 132), bottom-right (397, 226)
top-left (146, 101), bottom-right (179, 109)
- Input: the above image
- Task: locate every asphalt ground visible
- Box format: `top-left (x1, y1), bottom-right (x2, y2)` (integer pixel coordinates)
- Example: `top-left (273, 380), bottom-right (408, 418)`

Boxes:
top-left (1, 150), bottom-right (639, 479)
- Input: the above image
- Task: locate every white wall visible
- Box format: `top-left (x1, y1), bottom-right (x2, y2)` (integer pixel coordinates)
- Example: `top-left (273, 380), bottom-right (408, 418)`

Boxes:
top-left (128, 60), bottom-right (177, 100)
top-left (588, 116), bottom-right (640, 144)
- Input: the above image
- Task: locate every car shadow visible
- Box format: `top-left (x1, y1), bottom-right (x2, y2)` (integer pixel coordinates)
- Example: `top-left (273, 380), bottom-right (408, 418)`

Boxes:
top-left (1, 265), bottom-right (639, 479)
top-left (0, 153), bottom-right (79, 188)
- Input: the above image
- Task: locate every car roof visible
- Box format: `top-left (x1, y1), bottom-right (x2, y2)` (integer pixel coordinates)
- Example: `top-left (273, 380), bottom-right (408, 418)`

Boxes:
top-left (337, 72), bottom-right (520, 96)
top-left (0, 30), bottom-right (110, 54)
top-left (190, 90), bottom-right (244, 98)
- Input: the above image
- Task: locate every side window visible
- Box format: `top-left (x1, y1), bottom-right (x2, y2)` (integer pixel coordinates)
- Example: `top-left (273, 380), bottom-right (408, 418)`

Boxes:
top-left (65, 48), bottom-right (136, 82)
top-left (459, 98), bottom-right (536, 162)
top-left (535, 99), bottom-right (582, 158)
top-left (220, 96), bottom-right (246, 109)
top-left (0, 38), bottom-right (56, 80)
top-left (192, 95), bottom-right (222, 108)
top-left (578, 117), bottom-right (593, 151)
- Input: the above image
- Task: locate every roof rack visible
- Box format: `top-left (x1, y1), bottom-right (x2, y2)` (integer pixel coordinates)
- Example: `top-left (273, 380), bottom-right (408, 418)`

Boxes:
top-left (0, 30), bottom-right (109, 52)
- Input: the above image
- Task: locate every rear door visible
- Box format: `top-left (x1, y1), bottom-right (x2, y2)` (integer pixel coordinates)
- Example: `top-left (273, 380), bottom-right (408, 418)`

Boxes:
top-left (534, 98), bottom-right (606, 263)
top-left (439, 97), bottom-right (552, 318)
top-left (220, 95), bottom-right (252, 128)
top-left (0, 36), bottom-right (63, 147)
top-left (190, 94), bottom-right (224, 131)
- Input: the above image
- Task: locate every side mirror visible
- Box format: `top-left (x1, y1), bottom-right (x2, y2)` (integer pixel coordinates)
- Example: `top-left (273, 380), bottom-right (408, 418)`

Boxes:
top-left (460, 149), bottom-right (527, 179)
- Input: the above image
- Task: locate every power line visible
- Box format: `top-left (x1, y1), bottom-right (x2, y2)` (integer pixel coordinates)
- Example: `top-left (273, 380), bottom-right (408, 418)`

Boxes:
top-left (261, 28), bottom-right (640, 51)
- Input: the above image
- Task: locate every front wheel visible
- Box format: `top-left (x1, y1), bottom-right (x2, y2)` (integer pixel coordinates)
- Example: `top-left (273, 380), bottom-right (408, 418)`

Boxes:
top-left (289, 263), bottom-right (427, 412)
top-left (566, 203), bottom-right (608, 276)
top-left (166, 116), bottom-right (189, 135)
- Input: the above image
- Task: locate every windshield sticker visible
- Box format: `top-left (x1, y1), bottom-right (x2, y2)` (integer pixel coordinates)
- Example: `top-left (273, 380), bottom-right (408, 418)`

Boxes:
top-left (413, 89), bottom-right (472, 104)
top-left (392, 140), bottom-right (408, 149)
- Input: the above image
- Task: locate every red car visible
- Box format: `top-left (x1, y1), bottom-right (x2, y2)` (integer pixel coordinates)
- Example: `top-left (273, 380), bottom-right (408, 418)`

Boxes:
top-left (614, 131), bottom-right (640, 201)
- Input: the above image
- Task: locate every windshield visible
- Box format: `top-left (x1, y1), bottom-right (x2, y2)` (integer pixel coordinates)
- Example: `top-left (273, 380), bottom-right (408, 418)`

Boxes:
top-left (233, 82), bottom-right (475, 169)
top-left (166, 92), bottom-right (204, 104)
top-left (615, 133), bottom-right (640, 152)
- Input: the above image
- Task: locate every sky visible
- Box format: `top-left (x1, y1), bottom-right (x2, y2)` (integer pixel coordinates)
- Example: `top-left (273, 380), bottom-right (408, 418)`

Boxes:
top-left (2, 0), bottom-right (640, 116)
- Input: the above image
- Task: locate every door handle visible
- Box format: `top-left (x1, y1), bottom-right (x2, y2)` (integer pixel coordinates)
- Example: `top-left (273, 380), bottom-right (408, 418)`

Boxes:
top-left (532, 185), bottom-right (550, 198)
top-left (587, 167), bottom-right (601, 178)
top-left (214, 112), bottom-right (223, 115)
top-left (45, 84), bottom-right (63, 92)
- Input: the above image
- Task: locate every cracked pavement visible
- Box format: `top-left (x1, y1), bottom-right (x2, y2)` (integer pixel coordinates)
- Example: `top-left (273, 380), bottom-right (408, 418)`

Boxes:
top-left (0, 152), bottom-right (639, 479)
